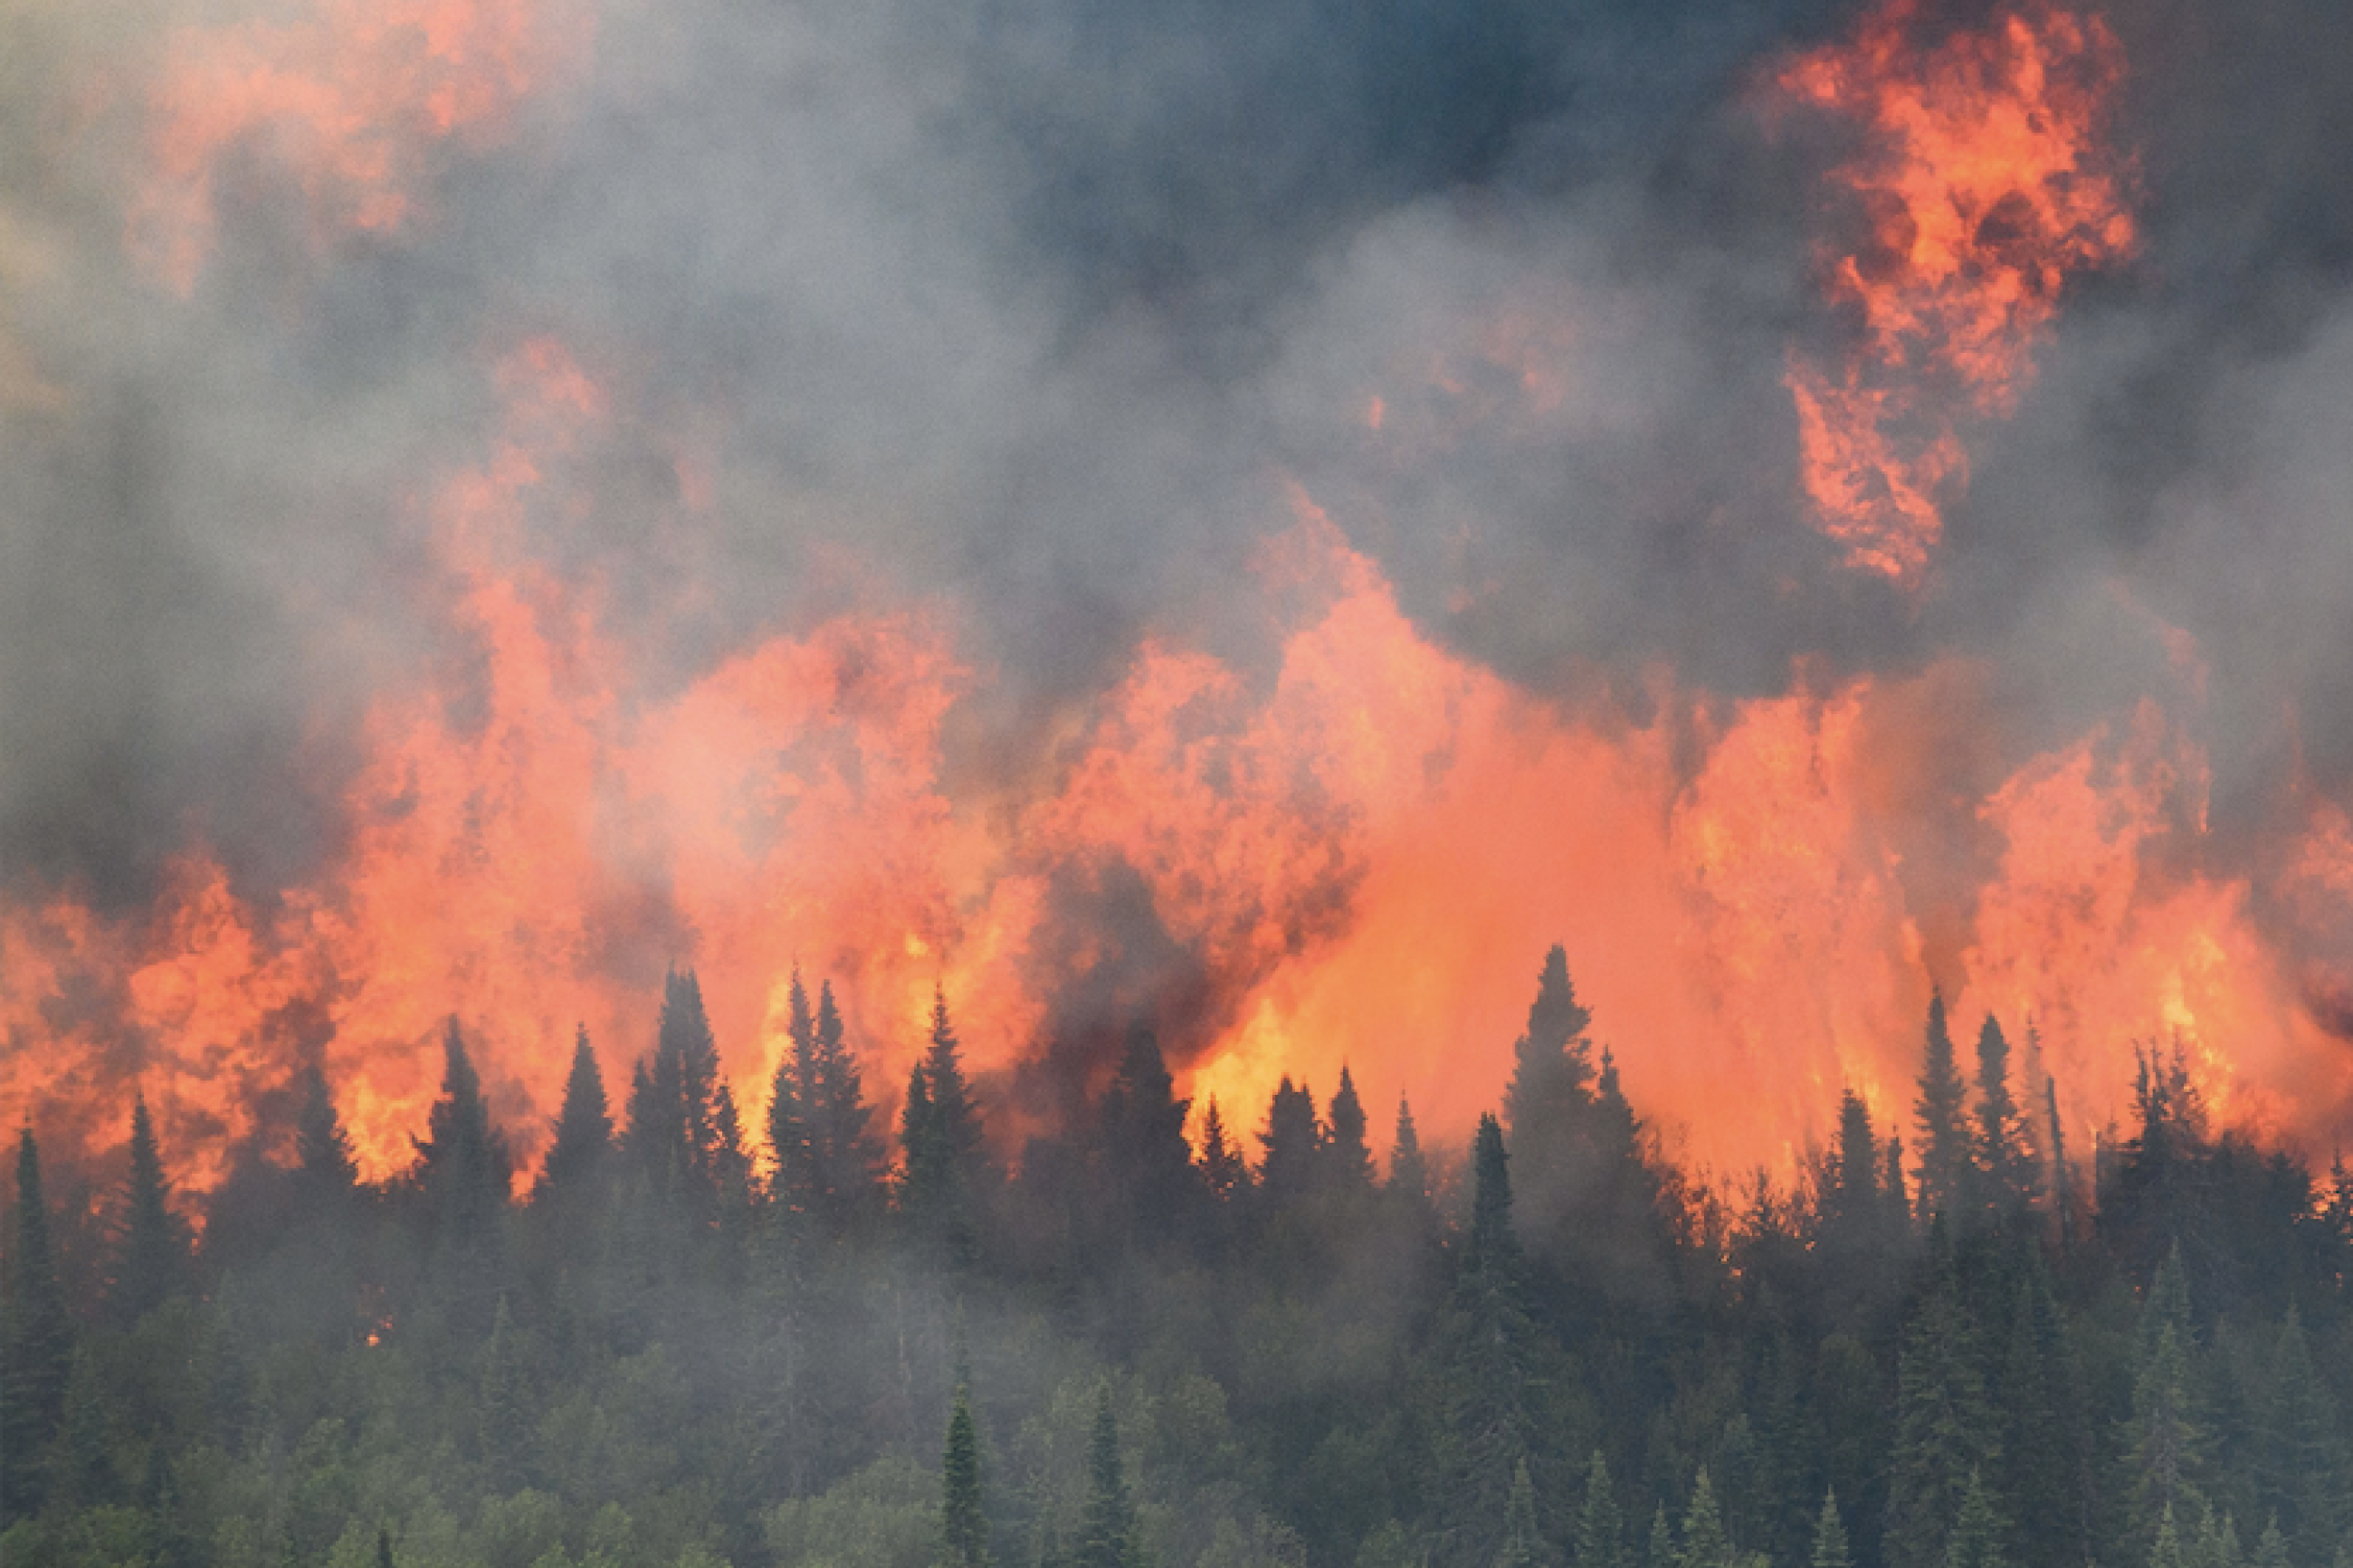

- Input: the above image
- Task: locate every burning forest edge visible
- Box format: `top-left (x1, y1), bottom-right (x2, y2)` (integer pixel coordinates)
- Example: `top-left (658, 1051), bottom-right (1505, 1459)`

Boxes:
top-left (4, 945), bottom-right (2353, 1568)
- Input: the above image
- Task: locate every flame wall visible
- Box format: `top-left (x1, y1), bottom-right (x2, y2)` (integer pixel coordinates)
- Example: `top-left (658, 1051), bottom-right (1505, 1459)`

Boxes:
top-left (5, 0), bottom-right (2353, 1190)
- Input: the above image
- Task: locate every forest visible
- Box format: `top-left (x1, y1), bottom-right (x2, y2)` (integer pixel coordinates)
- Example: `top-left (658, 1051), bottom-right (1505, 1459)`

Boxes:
top-left (4, 949), bottom-right (2350, 1568)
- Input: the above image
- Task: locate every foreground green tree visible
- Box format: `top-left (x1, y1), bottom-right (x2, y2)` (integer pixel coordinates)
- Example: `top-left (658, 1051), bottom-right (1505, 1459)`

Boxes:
top-left (1077, 1386), bottom-right (1138, 1568)
top-left (942, 1386), bottom-right (987, 1568)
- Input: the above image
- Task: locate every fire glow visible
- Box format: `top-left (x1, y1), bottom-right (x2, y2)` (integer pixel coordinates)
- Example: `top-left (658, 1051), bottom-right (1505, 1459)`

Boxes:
top-left (6, 0), bottom-right (2352, 1197)
top-left (6, 337), bottom-right (2351, 1194)
top-left (1770, 0), bottom-right (2136, 582)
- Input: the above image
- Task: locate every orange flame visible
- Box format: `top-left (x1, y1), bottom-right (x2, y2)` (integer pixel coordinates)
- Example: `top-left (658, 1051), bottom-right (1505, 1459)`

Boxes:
top-left (1770, 0), bottom-right (2135, 581)
top-left (5, 348), bottom-right (2349, 1193)
top-left (129, 0), bottom-right (588, 292)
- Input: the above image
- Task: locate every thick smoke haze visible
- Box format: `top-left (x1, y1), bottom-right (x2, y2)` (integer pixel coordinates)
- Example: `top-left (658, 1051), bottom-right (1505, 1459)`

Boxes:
top-left (4, 0), bottom-right (2351, 1176)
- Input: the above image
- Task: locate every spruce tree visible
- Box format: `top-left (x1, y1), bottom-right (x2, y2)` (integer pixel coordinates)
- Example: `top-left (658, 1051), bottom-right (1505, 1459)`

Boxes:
top-left (1390, 1097), bottom-right (1430, 1207)
top-left (943, 1386), bottom-right (988, 1568)
top-left (1972, 1017), bottom-right (2032, 1224)
top-left (110, 1094), bottom-right (191, 1324)
top-left (1198, 1099), bottom-right (1251, 1204)
top-left (294, 1060), bottom-right (361, 1202)
top-left (1810, 1492), bottom-right (1851, 1568)
top-left (1502, 945), bottom-right (1596, 1248)
top-left (770, 967), bottom-right (820, 1215)
top-left (2261, 1307), bottom-right (2346, 1562)
top-left (414, 1018), bottom-right (512, 1243)
top-left (1100, 1025), bottom-right (1195, 1237)
top-left (538, 1027), bottom-right (613, 1205)
top-left (1077, 1386), bottom-right (1136, 1568)
top-left (1886, 1254), bottom-right (2000, 1568)
top-left (1820, 1089), bottom-right (1883, 1259)
top-left (478, 1295), bottom-right (529, 1492)
top-left (3, 1127), bottom-right (74, 1518)
top-left (1912, 993), bottom-right (1973, 1226)
top-left (924, 985), bottom-right (986, 1179)
top-left (810, 980), bottom-right (882, 1231)
top-left (1645, 1509), bottom-right (1675, 1568)
top-left (1324, 1066), bottom-right (1374, 1192)
top-left (1942, 1471), bottom-right (2009, 1568)
top-left (1259, 1078), bottom-right (1322, 1208)
top-left (1497, 1458), bottom-right (1545, 1568)
top-left (2043, 1076), bottom-right (2072, 1255)
top-left (1680, 1469), bottom-right (1732, 1568)
top-left (1576, 1452), bottom-right (1625, 1568)
top-left (2123, 1250), bottom-right (2206, 1556)
top-left (900, 1058), bottom-right (951, 1244)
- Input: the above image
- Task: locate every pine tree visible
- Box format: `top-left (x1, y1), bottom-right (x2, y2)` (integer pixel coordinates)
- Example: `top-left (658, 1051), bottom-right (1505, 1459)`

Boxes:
top-left (900, 1058), bottom-right (954, 1250)
top-left (1433, 1112), bottom-right (1549, 1565)
top-left (414, 1018), bottom-right (512, 1242)
top-left (1680, 1469), bottom-right (1732, 1568)
top-left (2253, 1518), bottom-right (2289, 1568)
top-left (110, 1094), bottom-right (191, 1324)
top-left (1943, 1471), bottom-right (2008, 1568)
top-left (810, 980), bottom-right (883, 1232)
top-left (1259, 1078), bottom-right (1322, 1208)
top-left (1811, 1492), bottom-right (1851, 1568)
top-left (294, 1060), bottom-right (361, 1202)
top-left (1198, 1099), bottom-right (1251, 1204)
top-left (1497, 1458), bottom-right (1545, 1568)
top-left (2258, 1307), bottom-right (2341, 1563)
top-left (1886, 1255), bottom-right (2000, 1568)
top-left (1576, 1451), bottom-right (1625, 1568)
top-left (770, 967), bottom-right (820, 1216)
top-left (478, 1295), bottom-right (529, 1492)
top-left (1077, 1386), bottom-right (1136, 1568)
top-left (1325, 1066), bottom-right (1374, 1192)
top-left (1820, 1090), bottom-right (1883, 1260)
top-left (2123, 1248), bottom-right (2206, 1554)
top-left (2043, 1077), bottom-right (2073, 1255)
top-left (1390, 1098), bottom-right (1430, 1207)
top-left (1100, 1024), bottom-right (1196, 1237)
top-left (943, 1386), bottom-right (988, 1568)
top-left (1502, 946), bottom-right (1596, 1247)
top-left (1646, 1509), bottom-right (1675, 1568)
top-left (1972, 1018), bottom-right (2033, 1225)
top-left (538, 1027), bottom-right (613, 1205)
top-left (1913, 993), bottom-right (1973, 1226)
top-left (3, 1128), bottom-right (75, 1519)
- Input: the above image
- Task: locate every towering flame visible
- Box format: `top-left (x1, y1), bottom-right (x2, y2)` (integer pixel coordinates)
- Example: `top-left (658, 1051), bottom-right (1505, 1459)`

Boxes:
top-left (7, 344), bottom-right (2349, 1192)
top-left (1771, 0), bottom-right (2136, 581)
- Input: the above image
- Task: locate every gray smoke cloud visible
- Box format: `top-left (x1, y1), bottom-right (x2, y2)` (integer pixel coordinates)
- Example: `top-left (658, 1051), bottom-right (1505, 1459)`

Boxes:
top-left (3, 0), bottom-right (2348, 1018)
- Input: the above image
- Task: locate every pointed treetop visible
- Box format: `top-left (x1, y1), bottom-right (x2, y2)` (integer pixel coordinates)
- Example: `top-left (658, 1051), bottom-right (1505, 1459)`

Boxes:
top-left (295, 1060), bottom-right (361, 1197)
top-left (1389, 1097), bottom-right (1430, 1205)
top-left (111, 1093), bottom-right (191, 1322)
top-left (538, 1026), bottom-right (613, 1203)
top-left (1808, 1490), bottom-right (1850, 1568)
top-left (1325, 1065), bottom-right (1373, 1190)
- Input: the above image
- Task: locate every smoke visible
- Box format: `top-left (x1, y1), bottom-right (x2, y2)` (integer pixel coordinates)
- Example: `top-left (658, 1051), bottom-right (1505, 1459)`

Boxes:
top-left (5, 0), bottom-right (2353, 1174)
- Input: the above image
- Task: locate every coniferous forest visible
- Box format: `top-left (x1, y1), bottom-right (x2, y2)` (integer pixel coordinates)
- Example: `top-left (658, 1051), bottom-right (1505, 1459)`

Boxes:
top-left (5, 952), bottom-right (2352, 1568)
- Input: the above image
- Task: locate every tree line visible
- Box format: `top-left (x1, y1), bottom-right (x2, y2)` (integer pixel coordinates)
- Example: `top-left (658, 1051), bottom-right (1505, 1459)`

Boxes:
top-left (4, 948), bottom-right (2351, 1568)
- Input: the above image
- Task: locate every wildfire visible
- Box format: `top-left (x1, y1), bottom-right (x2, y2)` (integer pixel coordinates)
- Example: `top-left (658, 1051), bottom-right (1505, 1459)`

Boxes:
top-left (129, 0), bottom-right (590, 292)
top-left (5, 342), bottom-right (2348, 1192)
top-left (1769, 0), bottom-right (2135, 582)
